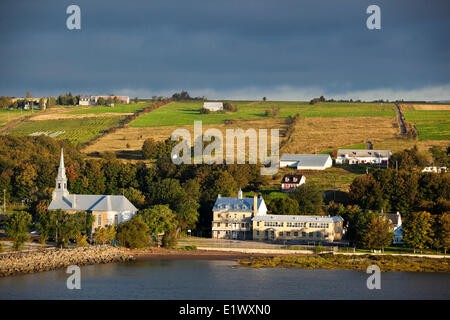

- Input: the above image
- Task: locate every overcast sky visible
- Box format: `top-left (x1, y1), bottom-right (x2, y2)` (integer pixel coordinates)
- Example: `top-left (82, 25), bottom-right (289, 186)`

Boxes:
top-left (1, 0), bottom-right (449, 100)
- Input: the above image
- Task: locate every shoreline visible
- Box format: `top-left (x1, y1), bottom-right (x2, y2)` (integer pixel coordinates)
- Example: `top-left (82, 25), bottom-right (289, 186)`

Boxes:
top-left (127, 247), bottom-right (283, 261)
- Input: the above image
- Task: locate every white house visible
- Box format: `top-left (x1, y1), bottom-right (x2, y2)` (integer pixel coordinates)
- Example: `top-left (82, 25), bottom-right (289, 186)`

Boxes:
top-left (385, 212), bottom-right (403, 244)
top-left (279, 154), bottom-right (332, 170)
top-left (422, 166), bottom-right (447, 173)
top-left (335, 149), bottom-right (391, 165)
top-left (48, 149), bottom-right (138, 230)
top-left (78, 95), bottom-right (130, 106)
top-left (281, 174), bottom-right (306, 192)
top-left (203, 102), bottom-right (223, 112)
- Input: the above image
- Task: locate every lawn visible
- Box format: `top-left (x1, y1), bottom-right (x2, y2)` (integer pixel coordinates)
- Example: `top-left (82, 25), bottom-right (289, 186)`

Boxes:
top-left (67, 103), bottom-right (149, 115)
top-left (129, 101), bottom-right (396, 128)
top-left (9, 116), bottom-right (126, 144)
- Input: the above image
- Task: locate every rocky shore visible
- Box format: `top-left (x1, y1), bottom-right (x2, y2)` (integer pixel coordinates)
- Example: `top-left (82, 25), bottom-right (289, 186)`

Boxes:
top-left (0, 245), bottom-right (135, 277)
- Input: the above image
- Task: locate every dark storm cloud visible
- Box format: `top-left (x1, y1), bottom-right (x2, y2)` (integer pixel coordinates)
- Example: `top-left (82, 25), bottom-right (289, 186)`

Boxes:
top-left (0, 0), bottom-right (449, 99)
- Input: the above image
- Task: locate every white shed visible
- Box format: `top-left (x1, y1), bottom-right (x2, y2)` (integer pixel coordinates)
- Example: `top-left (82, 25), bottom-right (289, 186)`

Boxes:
top-left (203, 102), bottom-right (223, 111)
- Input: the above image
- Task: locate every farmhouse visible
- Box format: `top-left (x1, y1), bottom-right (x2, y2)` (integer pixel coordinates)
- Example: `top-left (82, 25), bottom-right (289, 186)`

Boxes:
top-left (279, 154), bottom-right (332, 170)
top-left (281, 174), bottom-right (306, 192)
top-left (211, 190), bottom-right (344, 242)
top-left (78, 95), bottom-right (130, 106)
top-left (335, 149), bottom-right (391, 165)
top-left (48, 149), bottom-right (138, 230)
top-left (203, 102), bottom-right (223, 112)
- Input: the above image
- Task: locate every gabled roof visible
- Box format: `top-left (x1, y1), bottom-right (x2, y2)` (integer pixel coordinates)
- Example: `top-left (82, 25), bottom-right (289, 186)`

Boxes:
top-left (385, 213), bottom-right (401, 227)
top-left (252, 214), bottom-right (343, 223)
top-left (213, 197), bottom-right (263, 213)
top-left (337, 149), bottom-right (391, 158)
top-left (48, 194), bottom-right (138, 212)
top-left (280, 154), bottom-right (331, 167)
top-left (281, 174), bottom-right (304, 183)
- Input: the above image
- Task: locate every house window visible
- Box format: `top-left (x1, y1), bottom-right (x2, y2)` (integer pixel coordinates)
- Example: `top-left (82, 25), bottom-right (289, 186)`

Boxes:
top-left (309, 232), bottom-right (314, 238)
top-left (58, 183), bottom-right (61, 189)
top-left (286, 232), bottom-right (291, 237)
top-left (279, 232), bottom-right (283, 236)
top-left (302, 232), bottom-right (306, 237)
top-left (256, 231), bottom-right (260, 236)
top-left (97, 215), bottom-right (102, 226)
top-left (316, 232), bottom-right (321, 238)
top-left (114, 214), bottom-right (119, 226)
top-left (257, 222), bottom-right (260, 227)
top-left (294, 232), bottom-right (298, 237)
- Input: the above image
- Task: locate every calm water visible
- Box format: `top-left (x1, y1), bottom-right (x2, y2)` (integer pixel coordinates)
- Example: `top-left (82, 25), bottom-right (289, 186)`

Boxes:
top-left (0, 259), bottom-right (449, 300)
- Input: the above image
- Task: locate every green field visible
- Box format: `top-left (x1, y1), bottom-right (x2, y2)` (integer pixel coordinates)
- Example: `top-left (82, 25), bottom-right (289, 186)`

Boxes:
top-left (67, 103), bottom-right (149, 115)
top-left (403, 110), bottom-right (450, 123)
top-left (403, 110), bottom-right (450, 141)
top-left (415, 122), bottom-right (450, 141)
top-left (0, 109), bottom-right (33, 127)
top-left (129, 101), bottom-right (395, 127)
top-left (9, 116), bottom-right (126, 144)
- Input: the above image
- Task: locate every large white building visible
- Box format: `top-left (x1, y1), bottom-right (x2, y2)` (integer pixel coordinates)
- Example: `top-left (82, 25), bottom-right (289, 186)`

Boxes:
top-left (211, 190), bottom-right (344, 242)
top-left (335, 149), bottom-right (391, 165)
top-left (48, 149), bottom-right (138, 230)
top-left (203, 102), bottom-right (223, 112)
top-left (279, 154), bottom-right (332, 170)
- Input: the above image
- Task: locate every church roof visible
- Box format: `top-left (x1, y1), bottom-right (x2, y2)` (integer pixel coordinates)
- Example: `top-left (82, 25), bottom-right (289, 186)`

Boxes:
top-left (48, 194), bottom-right (138, 212)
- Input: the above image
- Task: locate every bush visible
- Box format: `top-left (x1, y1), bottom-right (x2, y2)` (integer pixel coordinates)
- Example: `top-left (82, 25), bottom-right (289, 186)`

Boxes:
top-left (161, 232), bottom-right (177, 248)
top-left (117, 216), bottom-right (150, 249)
top-left (75, 234), bottom-right (90, 247)
top-left (94, 225), bottom-right (116, 244)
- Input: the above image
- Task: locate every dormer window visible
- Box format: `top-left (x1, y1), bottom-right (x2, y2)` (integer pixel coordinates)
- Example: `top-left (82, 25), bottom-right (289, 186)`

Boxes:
top-left (293, 177), bottom-right (297, 182)
top-left (285, 177), bottom-right (289, 182)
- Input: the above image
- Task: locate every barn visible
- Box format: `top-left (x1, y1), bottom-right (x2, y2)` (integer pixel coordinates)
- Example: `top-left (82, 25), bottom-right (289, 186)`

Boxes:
top-left (279, 154), bottom-right (332, 170)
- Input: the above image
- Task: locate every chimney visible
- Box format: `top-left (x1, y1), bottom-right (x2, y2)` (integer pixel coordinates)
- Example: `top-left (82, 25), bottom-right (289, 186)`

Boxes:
top-left (217, 194), bottom-right (221, 199)
top-left (253, 194), bottom-right (258, 217)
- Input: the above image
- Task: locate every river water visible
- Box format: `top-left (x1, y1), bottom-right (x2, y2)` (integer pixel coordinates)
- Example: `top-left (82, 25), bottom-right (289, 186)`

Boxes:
top-left (0, 259), bottom-right (449, 299)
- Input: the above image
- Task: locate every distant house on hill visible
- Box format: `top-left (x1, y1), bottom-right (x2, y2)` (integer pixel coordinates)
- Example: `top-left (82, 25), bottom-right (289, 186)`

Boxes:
top-left (48, 149), bottom-right (138, 230)
top-left (335, 149), bottom-right (391, 165)
top-left (279, 154), bottom-right (332, 170)
top-left (281, 174), bottom-right (306, 192)
top-left (203, 102), bottom-right (223, 112)
top-left (78, 95), bottom-right (130, 106)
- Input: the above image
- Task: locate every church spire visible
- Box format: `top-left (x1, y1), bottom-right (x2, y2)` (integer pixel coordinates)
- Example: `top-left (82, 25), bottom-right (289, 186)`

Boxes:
top-left (52, 148), bottom-right (69, 200)
top-left (58, 148), bottom-right (67, 180)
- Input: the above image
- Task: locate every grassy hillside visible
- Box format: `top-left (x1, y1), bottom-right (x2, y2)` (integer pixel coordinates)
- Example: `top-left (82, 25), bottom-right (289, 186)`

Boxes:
top-left (9, 116), bottom-right (126, 144)
top-left (67, 103), bottom-right (149, 115)
top-left (129, 101), bottom-right (395, 127)
top-left (403, 109), bottom-right (450, 141)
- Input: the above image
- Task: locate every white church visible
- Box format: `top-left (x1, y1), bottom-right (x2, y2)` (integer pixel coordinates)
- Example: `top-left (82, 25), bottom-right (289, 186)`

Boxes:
top-left (48, 149), bottom-right (138, 230)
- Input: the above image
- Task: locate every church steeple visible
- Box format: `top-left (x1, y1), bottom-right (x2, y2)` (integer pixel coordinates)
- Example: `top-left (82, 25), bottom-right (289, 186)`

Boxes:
top-left (52, 148), bottom-right (69, 200)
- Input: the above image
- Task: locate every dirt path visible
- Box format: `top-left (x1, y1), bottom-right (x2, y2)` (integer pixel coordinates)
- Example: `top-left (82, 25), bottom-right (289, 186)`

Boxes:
top-left (395, 103), bottom-right (407, 135)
